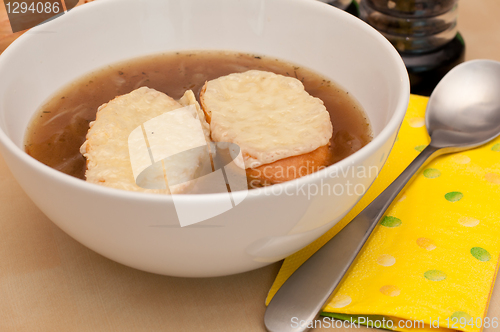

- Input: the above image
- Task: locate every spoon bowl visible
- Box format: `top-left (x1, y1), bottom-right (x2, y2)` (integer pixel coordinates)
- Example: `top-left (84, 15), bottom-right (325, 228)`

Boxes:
top-left (265, 59), bottom-right (500, 332)
top-left (427, 59), bottom-right (500, 149)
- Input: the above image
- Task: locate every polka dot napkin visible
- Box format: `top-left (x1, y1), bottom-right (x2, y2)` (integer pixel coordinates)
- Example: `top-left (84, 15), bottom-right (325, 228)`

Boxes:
top-left (266, 95), bottom-right (500, 332)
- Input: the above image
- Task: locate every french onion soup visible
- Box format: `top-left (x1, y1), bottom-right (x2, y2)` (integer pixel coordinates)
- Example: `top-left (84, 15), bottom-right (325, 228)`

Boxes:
top-left (24, 51), bottom-right (372, 192)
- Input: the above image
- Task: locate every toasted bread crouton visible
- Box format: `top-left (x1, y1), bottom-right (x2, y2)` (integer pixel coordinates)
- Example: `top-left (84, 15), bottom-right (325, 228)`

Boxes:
top-left (200, 70), bottom-right (333, 185)
top-left (80, 87), bottom-right (210, 194)
top-left (246, 145), bottom-right (330, 187)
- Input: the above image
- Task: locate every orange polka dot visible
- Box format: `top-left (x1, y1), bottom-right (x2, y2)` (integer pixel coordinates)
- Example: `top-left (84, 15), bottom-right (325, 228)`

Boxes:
top-left (458, 217), bottom-right (480, 227)
top-left (485, 173), bottom-right (500, 184)
top-left (380, 285), bottom-right (400, 297)
top-left (451, 154), bottom-right (471, 164)
top-left (408, 117), bottom-right (425, 128)
top-left (330, 294), bottom-right (352, 308)
top-left (417, 238), bottom-right (437, 251)
top-left (377, 254), bottom-right (396, 267)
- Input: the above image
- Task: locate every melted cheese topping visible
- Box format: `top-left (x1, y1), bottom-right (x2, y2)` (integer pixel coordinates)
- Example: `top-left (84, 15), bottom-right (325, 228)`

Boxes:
top-left (80, 87), bottom-right (210, 194)
top-left (201, 70), bottom-right (333, 168)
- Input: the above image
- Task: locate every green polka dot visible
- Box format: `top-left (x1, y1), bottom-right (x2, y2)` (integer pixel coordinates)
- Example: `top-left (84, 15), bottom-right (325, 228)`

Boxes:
top-left (415, 145), bottom-right (426, 152)
top-left (424, 270), bottom-right (447, 281)
top-left (396, 136), bottom-right (400, 142)
top-left (492, 143), bottom-right (500, 152)
top-left (450, 311), bottom-right (472, 321)
top-left (423, 168), bottom-right (441, 179)
top-left (380, 216), bottom-right (402, 227)
top-left (445, 191), bottom-right (463, 202)
top-left (470, 247), bottom-right (491, 262)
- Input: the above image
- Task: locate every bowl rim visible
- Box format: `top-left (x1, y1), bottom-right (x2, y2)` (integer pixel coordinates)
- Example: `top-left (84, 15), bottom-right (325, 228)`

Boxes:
top-left (0, 0), bottom-right (410, 203)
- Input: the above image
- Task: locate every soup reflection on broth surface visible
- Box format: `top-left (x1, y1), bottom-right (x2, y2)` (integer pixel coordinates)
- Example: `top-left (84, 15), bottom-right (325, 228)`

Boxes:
top-left (24, 51), bottom-right (372, 189)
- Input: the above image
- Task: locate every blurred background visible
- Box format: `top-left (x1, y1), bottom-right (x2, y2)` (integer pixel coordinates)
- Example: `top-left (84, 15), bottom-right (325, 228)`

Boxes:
top-left (1, 0), bottom-right (499, 61)
top-left (2, 0), bottom-right (500, 67)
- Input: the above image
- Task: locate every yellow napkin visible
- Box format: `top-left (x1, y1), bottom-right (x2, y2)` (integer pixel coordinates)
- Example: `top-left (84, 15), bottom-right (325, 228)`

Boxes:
top-left (266, 95), bottom-right (500, 332)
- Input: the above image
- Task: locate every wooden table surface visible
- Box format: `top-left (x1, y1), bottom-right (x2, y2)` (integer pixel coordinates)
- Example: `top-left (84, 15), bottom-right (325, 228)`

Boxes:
top-left (0, 0), bottom-right (499, 331)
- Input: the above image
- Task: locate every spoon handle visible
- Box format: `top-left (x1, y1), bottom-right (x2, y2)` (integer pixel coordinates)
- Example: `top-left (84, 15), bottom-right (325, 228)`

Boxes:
top-left (264, 144), bottom-right (441, 332)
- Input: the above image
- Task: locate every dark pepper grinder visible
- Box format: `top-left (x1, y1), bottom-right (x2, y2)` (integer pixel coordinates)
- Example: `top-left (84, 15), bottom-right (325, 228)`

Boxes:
top-left (358, 0), bottom-right (465, 96)
top-left (317, 0), bottom-right (360, 16)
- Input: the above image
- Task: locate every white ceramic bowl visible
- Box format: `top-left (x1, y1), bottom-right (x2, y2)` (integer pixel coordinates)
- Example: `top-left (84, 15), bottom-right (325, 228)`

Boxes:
top-left (0, 0), bottom-right (409, 277)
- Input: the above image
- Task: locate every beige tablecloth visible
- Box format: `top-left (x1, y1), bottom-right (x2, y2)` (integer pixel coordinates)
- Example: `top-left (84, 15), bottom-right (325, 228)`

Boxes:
top-left (1, 0), bottom-right (499, 331)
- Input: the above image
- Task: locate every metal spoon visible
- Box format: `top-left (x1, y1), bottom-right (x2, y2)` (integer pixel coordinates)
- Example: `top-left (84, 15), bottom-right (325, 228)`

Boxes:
top-left (264, 59), bottom-right (500, 332)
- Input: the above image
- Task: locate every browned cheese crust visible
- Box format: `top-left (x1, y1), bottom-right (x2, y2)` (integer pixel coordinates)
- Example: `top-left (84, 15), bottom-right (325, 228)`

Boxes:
top-left (199, 81), bottom-right (331, 187)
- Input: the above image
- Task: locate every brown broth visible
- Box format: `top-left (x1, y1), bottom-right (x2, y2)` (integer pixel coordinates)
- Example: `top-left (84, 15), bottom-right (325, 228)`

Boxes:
top-left (24, 51), bottom-right (372, 182)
